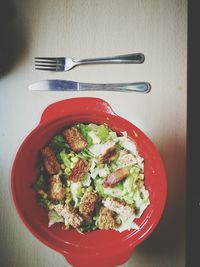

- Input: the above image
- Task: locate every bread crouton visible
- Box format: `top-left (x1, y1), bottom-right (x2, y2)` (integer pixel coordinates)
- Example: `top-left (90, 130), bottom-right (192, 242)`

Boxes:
top-left (63, 126), bottom-right (87, 152)
top-left (79, 191), bottom-right (100, 218)
top-left (103, 168), bottom-right (128, 188)
top-left (97, 207), bottom-right (118, 230)
top-left (41, 147), bottom-right (60, 174)
top-left (68, 158), bottom-right (89, 182)
top-left (49, 174), bottom-right (66, 201)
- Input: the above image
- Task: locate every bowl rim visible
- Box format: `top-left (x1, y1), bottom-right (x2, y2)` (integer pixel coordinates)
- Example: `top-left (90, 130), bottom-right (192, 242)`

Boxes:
top-left (11, 97), bottom-right (167, 256)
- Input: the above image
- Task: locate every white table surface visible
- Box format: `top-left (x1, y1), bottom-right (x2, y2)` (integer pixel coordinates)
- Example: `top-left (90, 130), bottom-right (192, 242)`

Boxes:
top-left (0, 0), bottom-right (187, 266)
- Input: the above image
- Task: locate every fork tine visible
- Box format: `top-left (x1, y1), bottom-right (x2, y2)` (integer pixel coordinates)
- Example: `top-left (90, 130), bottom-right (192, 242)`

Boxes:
top-left (35, 64), bottom-right (58, 67)
top-left (34, 57), bottom-right (64, 71)
top-left (35, 67), bottom-right (57, 71)
top-left (35, 60), bottom-right (57, 64)
top-left (35, 57), bottom-right (61, 60)
top-left (35, 65), bottom-right (64, 71)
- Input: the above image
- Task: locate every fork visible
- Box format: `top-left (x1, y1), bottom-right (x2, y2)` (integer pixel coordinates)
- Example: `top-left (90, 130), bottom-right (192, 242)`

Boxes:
top-left (34, 53), bottom-right (145, 71)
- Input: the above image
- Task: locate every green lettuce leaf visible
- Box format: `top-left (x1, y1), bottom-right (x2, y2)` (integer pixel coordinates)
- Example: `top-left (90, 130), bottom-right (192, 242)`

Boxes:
top-left (49, 134), bottom-right (69, 152)
top-left (36, 195), bottom-right (50, 208)
top-left (34, 173), bottom-right (49, 191)
top-left (60, 150), bottom-right (71, 167)
top-left (48, 210), bottom-right (64, 227)
top-left (96, 125), bottom-right (110, 143)
top-left (70, 182), bottom-right (83, 207)
top-left (77, 124), bottom-right (93, 146)
top-left (88, 124), bottom-right (110, 143)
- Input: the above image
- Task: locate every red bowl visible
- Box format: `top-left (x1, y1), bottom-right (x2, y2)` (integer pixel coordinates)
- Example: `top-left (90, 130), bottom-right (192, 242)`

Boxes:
top-left (11, 97), bottom-right (167, 267)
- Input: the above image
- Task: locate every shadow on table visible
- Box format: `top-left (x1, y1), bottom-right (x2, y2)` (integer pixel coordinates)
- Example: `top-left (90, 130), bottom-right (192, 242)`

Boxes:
top-left (0, 0), bottom-right (27, 77)
top-left (130, 133), bottom-right (186, 265)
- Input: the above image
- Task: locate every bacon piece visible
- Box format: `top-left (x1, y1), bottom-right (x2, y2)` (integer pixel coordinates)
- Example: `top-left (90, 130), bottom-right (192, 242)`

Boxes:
top-left (49, 174), bottom-right (66, 201)
top-left (63, 126), bottom-right (87, 152)
top-left (41, 147), bottom-right (60, 174)
top-left (103, 168), bottom-right (128, 188)
top-left (99, 146), bottom-right (116, 163)
top-left (68, 158), bottom-right (89, 182)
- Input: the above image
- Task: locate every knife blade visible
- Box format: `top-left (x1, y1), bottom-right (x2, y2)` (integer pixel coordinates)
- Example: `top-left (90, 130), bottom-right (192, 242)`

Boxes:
top-left (29, 79), bottom-right (151, 93)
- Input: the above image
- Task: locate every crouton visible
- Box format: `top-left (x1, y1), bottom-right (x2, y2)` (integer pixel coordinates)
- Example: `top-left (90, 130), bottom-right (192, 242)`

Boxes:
top-left (99, 145), bottom-right (116, 163)
top-left (97, 207), bottom-right (118, 230)
top-left (49, 174), bottom-right (66, 201)
top-left (63, 126), bottom-right (87, 152)
top-left (103, 168), bottom-right (128, 188)
top-left (41, 146), bottom-right (60, 174)
top-left (79, 191), bottom-right (100, 218)
top-left (68, 158), bottom-right (89, 182)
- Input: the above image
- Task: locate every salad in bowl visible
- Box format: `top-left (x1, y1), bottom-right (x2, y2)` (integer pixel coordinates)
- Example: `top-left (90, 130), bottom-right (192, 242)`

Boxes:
top-left (34, 123), bottom-right (150, 233)
top-left (11, 97), bottom-right (167, 267)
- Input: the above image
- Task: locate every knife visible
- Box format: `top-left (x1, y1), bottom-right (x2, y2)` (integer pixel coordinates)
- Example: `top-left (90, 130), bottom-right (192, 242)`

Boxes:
top-left (29, 79), bottom-right (151, 93)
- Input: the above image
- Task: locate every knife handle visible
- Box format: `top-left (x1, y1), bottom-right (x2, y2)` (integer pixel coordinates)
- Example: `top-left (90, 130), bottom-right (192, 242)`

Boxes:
top-left (79, 82), bottom-right (151, 93)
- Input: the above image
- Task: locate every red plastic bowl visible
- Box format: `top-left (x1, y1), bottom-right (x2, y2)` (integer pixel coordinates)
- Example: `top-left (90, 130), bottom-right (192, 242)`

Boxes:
top-left (11, 97), bottom-right (167, 267)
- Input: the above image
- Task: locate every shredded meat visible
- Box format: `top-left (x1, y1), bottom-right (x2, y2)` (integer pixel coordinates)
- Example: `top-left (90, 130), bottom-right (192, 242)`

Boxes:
top-left (53, 204), bottom-right (83, 228)
top-left (103, 197), bottom-right (135, 220)
top-left (61, 204), bottom-right (83, 228)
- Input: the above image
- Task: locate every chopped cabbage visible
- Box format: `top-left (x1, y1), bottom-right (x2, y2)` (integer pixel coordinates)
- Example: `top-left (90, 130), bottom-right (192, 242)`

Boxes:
top-left (118, 136), bottom-right (137, 154)
top-left (48, 210), bottom-right (64, 227)
top-left (89, 141), bottom-right (115, 157)
top-left (82, 173), bottom-right (92, 187)
top-left (116, 214), bottom-right (139, 232)
top-left (88, 124), bottom-right (110, 143)
top-left (134, 186), bottom-right (150, 218)
top-left (70, 182), bottom-right (83, 207)
top-left (88, 131), bottom-right (100, 144)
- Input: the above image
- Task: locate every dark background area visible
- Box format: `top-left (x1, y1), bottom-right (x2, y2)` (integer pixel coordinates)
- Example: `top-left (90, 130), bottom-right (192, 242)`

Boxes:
top-left (0, 0), bottom-right (26, 77)
top-left (187, 1), bottom-right (200, 266)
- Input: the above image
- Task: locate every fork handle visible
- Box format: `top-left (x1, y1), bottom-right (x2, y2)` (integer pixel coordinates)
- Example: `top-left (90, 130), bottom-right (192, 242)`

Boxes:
top-left (79, 82), bottom-right (151, 93)
top-left (74, 53), bottom-right (145, 65)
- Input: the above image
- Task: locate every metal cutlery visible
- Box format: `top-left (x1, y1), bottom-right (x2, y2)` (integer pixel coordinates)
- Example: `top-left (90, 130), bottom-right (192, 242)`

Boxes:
top-left (29, 80), bottom-right (151, 93)
top-left (34, 53), bottom-right (145, 71)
